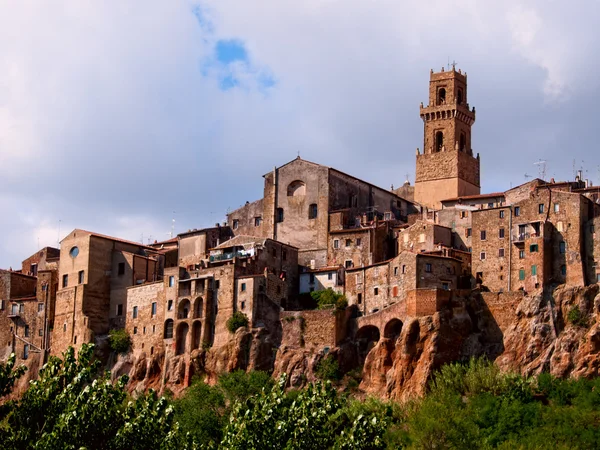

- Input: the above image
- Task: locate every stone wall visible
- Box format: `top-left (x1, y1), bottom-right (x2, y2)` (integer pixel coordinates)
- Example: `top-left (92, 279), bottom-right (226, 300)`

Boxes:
top-left (126, 281), bottom-right (165, 358)
top-left (479, 291), bottom-right (524, 332)
top-left (406, 288), bottom-right (451, 317)
top-left (280, 309), bottom-right (342, 348)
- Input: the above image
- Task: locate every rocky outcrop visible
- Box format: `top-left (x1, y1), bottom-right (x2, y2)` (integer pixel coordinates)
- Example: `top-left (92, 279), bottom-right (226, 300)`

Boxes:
top-left (116, 284), bottom-right (600, 401)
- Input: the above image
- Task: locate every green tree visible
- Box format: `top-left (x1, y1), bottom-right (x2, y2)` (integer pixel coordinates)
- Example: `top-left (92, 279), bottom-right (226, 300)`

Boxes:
top-left (0, 352), bottom-right (26, 398)
top-left (109, 328), bottom-right (132, 354)
top-left (226, 312), bottom-right (249, 333)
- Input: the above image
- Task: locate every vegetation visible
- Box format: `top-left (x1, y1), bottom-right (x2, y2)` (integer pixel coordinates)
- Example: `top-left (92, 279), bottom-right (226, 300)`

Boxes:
top-left (226, 311), bottom-right (249, 333)
top-left (567, 305), bottom-right (589, 328)
top-left (308, 289), bottom-right (348, 310)
top-left (109, 328), bottom-right (132, 354)
top-left (315, 356), bottom-right (341, 382)
top-left (3, 351), bottom-right (600, 449)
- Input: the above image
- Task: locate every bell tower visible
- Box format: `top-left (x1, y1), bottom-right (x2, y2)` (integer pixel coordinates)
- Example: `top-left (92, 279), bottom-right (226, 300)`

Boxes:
top-left (414, 66), bottom-right (480, 209)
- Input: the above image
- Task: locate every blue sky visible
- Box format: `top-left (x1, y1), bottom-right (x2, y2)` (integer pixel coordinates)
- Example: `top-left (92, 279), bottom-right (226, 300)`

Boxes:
top-left (0, 0), bottom-right (599, 268)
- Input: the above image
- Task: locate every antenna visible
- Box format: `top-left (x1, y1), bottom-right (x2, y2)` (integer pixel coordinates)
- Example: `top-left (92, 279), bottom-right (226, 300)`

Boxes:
top-left (57, 219), bottom-right (61, 248)
top-left (170, 213), bottom-right (176, 239)
top-left (533, 159), bottom-right (547, 180)
top-left (524, 173), bottom-right (532, 180)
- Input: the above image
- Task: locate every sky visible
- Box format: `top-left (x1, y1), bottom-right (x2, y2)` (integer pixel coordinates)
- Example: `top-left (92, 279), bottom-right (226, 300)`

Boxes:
top-left (1, 0), bottom-right (599, 268)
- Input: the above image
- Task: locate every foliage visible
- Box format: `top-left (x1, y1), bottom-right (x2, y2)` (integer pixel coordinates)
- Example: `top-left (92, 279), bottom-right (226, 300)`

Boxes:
top-left (315, 356), bottom-right (341, 382)
top-left (567, 305), bottom-right (589, 328)
top-left (226, 312), bottom-right (249, 333)
top-left (0, 353), bottom-right (26, 398)
top-left (0, 344), bottom-right (179, 450)
top-left (218, 370), bottom-right (274, 405)
top-left (309, 289), bottom-right (348, 310)
top-left (109, 328), bottom-right (132, 354)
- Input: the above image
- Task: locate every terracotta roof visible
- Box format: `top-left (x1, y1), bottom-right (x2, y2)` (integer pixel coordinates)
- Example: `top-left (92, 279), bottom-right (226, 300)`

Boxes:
top-left (66, 229), bottom-right (156, 250)
top-left (441, 192), bottom-right (505, 203)
top-left (303, 265), bottom-right (342, 274)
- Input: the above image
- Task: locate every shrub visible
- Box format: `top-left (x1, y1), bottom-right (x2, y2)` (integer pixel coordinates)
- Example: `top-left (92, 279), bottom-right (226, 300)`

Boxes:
top-left (567, 305), bottom-right (588, 328)
top-left (226, 312), bottom-right (249, 333)
top-left (315, 356), bottom-right (341, 381)
top-left (310, 289), bottom-right (348, 310)
top-left (108, 328), bottom-right (131, 354)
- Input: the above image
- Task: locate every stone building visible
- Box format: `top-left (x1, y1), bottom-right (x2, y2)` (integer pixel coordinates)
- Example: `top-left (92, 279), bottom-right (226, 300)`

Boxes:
top-left (397, 220), bottom-right (452, 254)
top-left (21, 247), bottom-right (61, 277)
top-left (299, 266), bottom-right (344, 294)
top-left (52, 229), bottom-right (165, 356)
top-left (226, 157), bottom-right (417, 267)
top-left (345, 251), bottom-right (462, 315)
top-left (414, 67), bottom-right (480, 209)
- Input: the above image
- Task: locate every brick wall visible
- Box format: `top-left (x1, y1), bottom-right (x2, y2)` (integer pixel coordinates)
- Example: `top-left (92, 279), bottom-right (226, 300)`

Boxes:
top-left (406, 288), bottom-right (451, 316)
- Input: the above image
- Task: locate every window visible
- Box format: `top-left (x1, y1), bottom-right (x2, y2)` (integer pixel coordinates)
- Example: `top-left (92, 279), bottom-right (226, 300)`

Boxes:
top-left (345, 239), bottom-right (352, 247)
top-left (241, 283), bottom-right (246, 292)
top-left (442, 282), bottom-right (450, 290)
top-left (537, 204), bottom-right (544, 214)
top-left (519, 269), bottom-right (525, 280)
top-left (435, 131), bottom-right (444, 151)
top-left (530, 244), bottom-right (538, 253)
top-left (282, 249), bottom-right (287, 261)
top-left (488, 202), bottom-right (494, 208)
top-left (254, 216), bottom-right (262, 227)
top-left (499, 210), bottom-right (505, 219)
top-left (167, 299), bottom-right (173, 311)
top-left (333, 239), bottom-right (339, 249)
top-left (480, 252), bottom-right (486, 261)
top-left (480, 230), bottom-right (487, 240)
top-left (39, 328), bottom-right (43, 336)
top-left (554, 203), bottom-right (560, 213)
top-left (233, 219), bottom-right (239, 230)
top-left (215, 280), bottom-right (220, 289)
top-left (425, 263), bottom-right (432, 272)
top-left (466, 228), bottom-right (472, 237)
top-left (38, 303), bottom-right (44, 312)
top-left (374, 287), bottom-right (379, 295)
top-left (559, 241), bottom-right (566, 254)
top-left (117, 304), bottom-right (123, 316)
top-left (143, 327), bottom-right (146, 334)
top-left (561, 265), bottom-right (567, 276)
top-left (384, 212), bottom-right (391, 221)
top-left (419, 233), bottom-right (426, 243)
top-left (499, 248), bottom-right (505, 257)
top-left (438, 87), bottom-right (446, 105)
top-left (460, 210), bottom-right (468, 219)
top-left (457, 88), bottom-right (463, 105)
top-left (356, 273), bottom-right (362, 284)
top-left (78, 270), bottom-right (84, 284)
top-left (499, 228), bottom-right (505, 239)
top-left (357, 293), bottom-right (362, 304)
top-left (132, 306), bottom-right (138, 319)
top-left (557, 221), bottom-right (564, 232)
top-left (356, 238), bottom-right (362, 246)
top-left (153, 325), bottom-right (156, 334)
top-left (276, 208), bottom-right (284, 223)
top-left (519, 249), bottom-right (525, 259)
top-left (23, 344), bottom-right (29, 360)
top-left (24, 326), bottom-right (29, 338)
top-left (402, 265), bottom-right (406, 274)
top-left (19, 303), bottom-right (24, 313)
top-left (62, 274), bottom-right (68, 288)
top-left (328, 273), bottom-right (333, 281)
top-left (169, 276), bottom-right (175, 287)
top-left (0, 300), bottom-right (3, 311)
top-left (241, 301), bottom-right (245, 310)
top-left (309, 273), bottom-right (315, 284)
top-left (514, 206), bottom-right (520, 217)
top-left (287, 180), bottom-right (306, 197)
top-left (531, 265), bottom-right (537, 276)
top-left (345, 260), bottom-right (353, 269)
top-left (118, 262), bottom-right (125, 276)
top-left (309, 203), bottom-right (318, 219)
top-left (63, 323), bottom-right (67, 332)
top-left (69, 246), bottom-right (79, 258)
top-left (164, 319), bottom-right (174, 338)
top-left (134, 327), bottom-right (138, 335)
top-left (151, 302), bottom-right (157, 316)
top-left (272, 248), bottom-right (277, 258)
top-left (394, 267), bottom-right (398, 276)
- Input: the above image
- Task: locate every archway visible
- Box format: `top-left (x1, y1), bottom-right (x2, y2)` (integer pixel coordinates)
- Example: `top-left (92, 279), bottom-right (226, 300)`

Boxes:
top-left (192, 321), bottom-right (202, 350)
top-left (383, 318), bottom-right (403, 344)
top-left (176, 322), bottom-right (189, 355)
top-left (178, 299), bottom-right (191, 319)
top-left (287, 180), bottom-right (306, 197)
top-left (438, 88), bottom-right (446, 105)
top-left (164, 319), bottom-right (174, 339)
top-left (355, 325), bottom-right (380, 363)
top-left (195, 297), bottom-right (204, 318)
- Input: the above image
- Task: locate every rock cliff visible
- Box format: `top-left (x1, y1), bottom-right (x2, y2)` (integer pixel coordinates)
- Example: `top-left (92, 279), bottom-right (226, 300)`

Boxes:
top-left (117, 284), bottom-right (600, 400)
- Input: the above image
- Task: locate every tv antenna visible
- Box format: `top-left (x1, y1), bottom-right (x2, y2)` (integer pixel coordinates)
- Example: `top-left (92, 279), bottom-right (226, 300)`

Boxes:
top-left (533, 159), bottom-right (547, 180)
top-left (169, 212), bottom-right (176, 239)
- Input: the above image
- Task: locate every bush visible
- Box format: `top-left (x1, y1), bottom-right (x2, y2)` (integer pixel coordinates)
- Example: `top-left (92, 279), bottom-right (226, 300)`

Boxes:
top-left (567, 305), bottom-right (588, 328)
top-left (109, 328), bottom-right (131, 354)
top-left (226, 312), bottom-right (249, 333)
top-left (315, 356), bottom-right (341, 382)
top-left (310, 289), bottom-right (348, 310)
top-left (218, 370), bottom-right (274, 405)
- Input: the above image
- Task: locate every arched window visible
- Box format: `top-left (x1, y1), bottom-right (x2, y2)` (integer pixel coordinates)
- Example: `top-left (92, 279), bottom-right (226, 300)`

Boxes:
top-left (178, 299), bottom-right (191, 319)
top-left (287, 180), bottom-right (306, 197)
top-left (435, 131), bottom-right (444, 152)
top-left (176, 322), bottom-right (189, 355)
top-left (438, 88), bottom-right (446, 105)
top-left (309, 203), bottom-right (318, 219)
top-left (195, 297), bottom-right (204, 318)
top-left (192, 321), bottom-right (202, 350)
top-left (276, 208), bottom-right (284, 223)
top-left (457, 88), bottom-right (463, 105)
top-left (164, 319), bottom-right (174, 339)
top-left (459, 133), bottom-right (466, 152)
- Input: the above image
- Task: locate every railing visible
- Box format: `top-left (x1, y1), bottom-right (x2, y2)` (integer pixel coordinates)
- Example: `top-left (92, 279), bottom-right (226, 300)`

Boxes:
top-left (512, 233), bottom-right (530, 242)
top-left (209, 251), bottom-right (249, 262)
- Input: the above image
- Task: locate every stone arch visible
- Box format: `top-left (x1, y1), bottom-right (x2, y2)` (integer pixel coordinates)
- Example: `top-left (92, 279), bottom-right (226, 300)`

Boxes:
top-left (287, 180), bottom-right (306, 197)
top-left (178, 299), bottom-right (191, 319)
top-left (164, 319), bottom-right (174, 339)
top-left (176, 322), bottom-right (189, 355)
top-left (355, 325), bottom-right (380, 362)
top-left (195, 297), bottom-right (204, 318)
top-left (438, 87), bottom-right (446, 105)
top-left (383, 318), bottom-right (403, 343)
top-left (191, 321), bottom-right (202, 350)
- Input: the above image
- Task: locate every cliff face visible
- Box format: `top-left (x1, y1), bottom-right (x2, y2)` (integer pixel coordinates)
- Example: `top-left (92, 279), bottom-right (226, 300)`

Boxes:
top-left (117, 284), bottom-right (600, 400)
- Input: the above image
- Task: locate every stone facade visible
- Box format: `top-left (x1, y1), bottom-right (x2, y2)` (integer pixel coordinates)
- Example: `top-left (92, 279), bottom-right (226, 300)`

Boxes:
top-left (397, 220), bottom-right (452, 254)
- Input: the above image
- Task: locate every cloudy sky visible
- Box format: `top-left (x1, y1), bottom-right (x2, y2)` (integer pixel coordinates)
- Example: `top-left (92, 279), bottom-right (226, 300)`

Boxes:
top-left (1, 0), bottom-right (599, 268)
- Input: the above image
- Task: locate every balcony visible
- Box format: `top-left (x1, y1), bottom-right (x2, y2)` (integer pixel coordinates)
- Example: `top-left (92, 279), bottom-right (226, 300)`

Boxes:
top-left (209, 251), bottom-right (249, 262)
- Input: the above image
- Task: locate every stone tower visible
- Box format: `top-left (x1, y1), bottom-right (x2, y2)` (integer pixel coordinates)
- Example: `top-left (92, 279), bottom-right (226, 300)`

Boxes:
top-left (414, 67), bottom-right (480, 209)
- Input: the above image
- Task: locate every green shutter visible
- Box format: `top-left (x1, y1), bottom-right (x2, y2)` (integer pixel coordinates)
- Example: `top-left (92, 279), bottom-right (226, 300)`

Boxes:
top-left (531, 265), bottom-right (537, 276)
top-left (519, 269), bottom-right (525, 280)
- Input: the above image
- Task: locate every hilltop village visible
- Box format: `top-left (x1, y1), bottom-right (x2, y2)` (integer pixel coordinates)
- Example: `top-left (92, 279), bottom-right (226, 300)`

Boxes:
top-left (2, 67), bottom-right (600, 390)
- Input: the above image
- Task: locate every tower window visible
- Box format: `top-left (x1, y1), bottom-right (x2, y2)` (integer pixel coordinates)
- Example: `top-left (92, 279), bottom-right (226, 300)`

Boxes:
top-left (460, 133), bottom-right (466, 152)
top-left (457, 88), bottom-right (463, 105)
top-left (438, 88), bottom-right (446, 105)
top-left (435, 131), bottom-right (444, 152)
top-left (308, 203), bottom-right (318, 219)
top-left (276, 208), bottom-right (284, 223)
